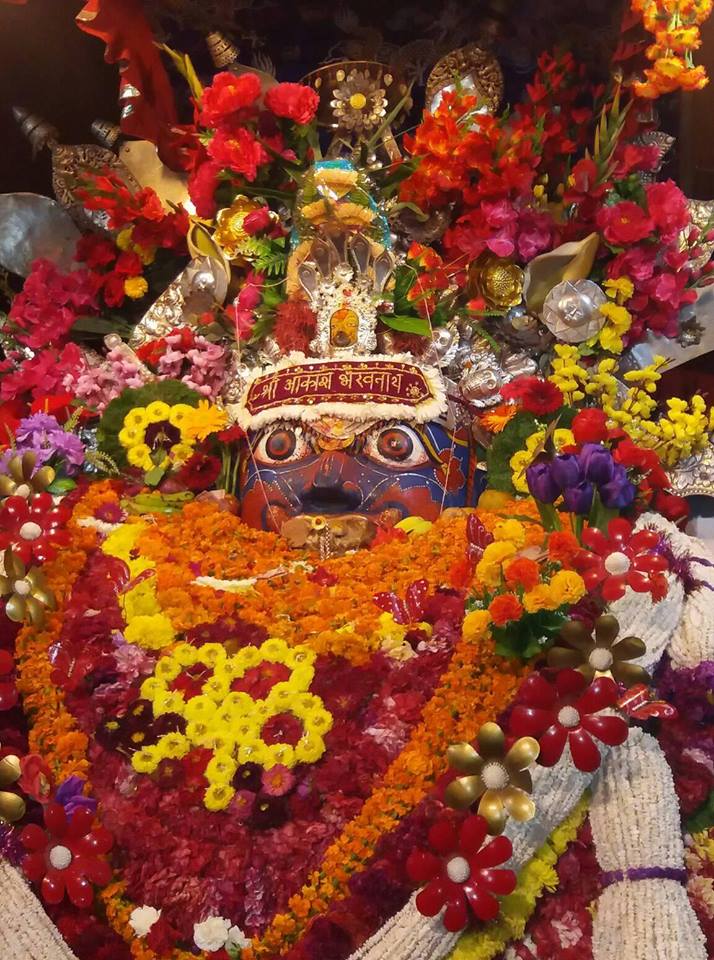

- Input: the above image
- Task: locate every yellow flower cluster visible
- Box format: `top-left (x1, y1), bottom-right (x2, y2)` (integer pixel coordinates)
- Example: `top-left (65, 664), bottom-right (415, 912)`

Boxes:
top-left (102, 522), bottom-right (177, 651)
top-left (595, 301), bottom-right (633, 354)
top-left (116, 226), bottom-right (157, 266)
top-left (375, 612), bottom-right (432, 661)
top-left (509, 428), bottom-right (576, 493)
top-left (118, 399), bottom-right (228, 472)
top-left (134, 638), bottom-right (333, 811)
top-left (548, 347), bottom-right (714, 466)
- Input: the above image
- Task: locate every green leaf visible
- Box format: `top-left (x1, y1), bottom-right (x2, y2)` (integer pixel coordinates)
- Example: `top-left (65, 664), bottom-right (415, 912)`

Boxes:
top-left (380, 314), bottom-right (432, 336)
top-left (72, 316), bottom-right (131, 336)
top-left (486, 413), bottom-right (539, 493)
top-left (46, 477), bottom-right (77, 495)
top-left (686, 790), bottom-right (714, 834)
top-left (144, 464), bottom-right (167, 487)
top-left (392, 264), bottom-right (417, 311)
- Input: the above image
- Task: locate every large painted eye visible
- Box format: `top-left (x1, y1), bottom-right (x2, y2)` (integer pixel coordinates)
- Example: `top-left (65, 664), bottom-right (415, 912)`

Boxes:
top-left (253, 426), bottom-right (312, 465)
top-left (363, 425), bottom-right (430, 469)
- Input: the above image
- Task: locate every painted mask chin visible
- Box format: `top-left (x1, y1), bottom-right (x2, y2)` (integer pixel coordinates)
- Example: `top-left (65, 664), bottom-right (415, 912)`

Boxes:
top-left (237, 418), bottom-right (474, 537)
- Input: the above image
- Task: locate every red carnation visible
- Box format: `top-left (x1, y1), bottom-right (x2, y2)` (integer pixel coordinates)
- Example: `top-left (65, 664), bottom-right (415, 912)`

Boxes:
top-left (175, 453), bottom-right (222, 491)
top-left (500, 376), bottom-right (563, 415)
top-left (645, 180), bottom-right (690, 242)
top-left (199, 72), bottom-right (261, 127)
top-left (572, 408), bottom-right (608, 445)
top-left (265, 82), bottom-right (320, 125)
top-left (596, 201), bottom-right (654, 245)
top-left (207, 126), bottom-right (269, 181)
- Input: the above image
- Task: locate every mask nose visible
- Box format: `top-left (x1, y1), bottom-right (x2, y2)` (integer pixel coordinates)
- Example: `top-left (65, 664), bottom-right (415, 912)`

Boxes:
top-left (302, 452), bottom-right (362, 514)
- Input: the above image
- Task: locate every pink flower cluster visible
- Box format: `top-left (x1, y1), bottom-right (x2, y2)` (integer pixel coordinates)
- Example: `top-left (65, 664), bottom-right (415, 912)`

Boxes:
top-left (68, 346), bottom-right (147, 414)
top-left (9, 260), bottom-right (99, 350)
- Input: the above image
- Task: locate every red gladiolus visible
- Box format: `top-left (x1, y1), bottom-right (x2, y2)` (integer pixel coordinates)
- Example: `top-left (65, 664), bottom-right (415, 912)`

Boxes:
top-left (574, 517), bottom-right (669, 603)
top-left (500, 376), bottom-right (564, 415)
top-left (510, 669), bottom-right (628, 772)
top-left (20, 803), bottom-right (113, 908)
top-left (407, 813), bottom-right (516, 931)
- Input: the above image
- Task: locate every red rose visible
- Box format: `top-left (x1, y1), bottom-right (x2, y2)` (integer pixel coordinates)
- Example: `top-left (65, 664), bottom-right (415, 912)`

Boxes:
top-left (572, 408), bottom-right (608, 444)
top-left (207, 126), bottom-right (269, 181)
top-left (500, 376), bottom-right (563, 415)
top-left (597, 201), bottom-right (654, 245)
top-left (199, 71), bottom-right (261, 127)
top-left (265, 82), bottom-right (320, 125)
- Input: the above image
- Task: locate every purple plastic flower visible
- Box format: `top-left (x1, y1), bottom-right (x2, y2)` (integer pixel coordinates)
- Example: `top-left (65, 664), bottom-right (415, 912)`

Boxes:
top-left (525, 461), bottom-right (559, 503)
top-left (599, 463), bottom-right (636, 509)
top-left (579, 444), bottom-right (615, 485)
top-left (55, 776), bottom-right (97, 817)
top-left (550, 454), bottom-right (583, 490)
top-left (562, 481), bottom-right (594, 515)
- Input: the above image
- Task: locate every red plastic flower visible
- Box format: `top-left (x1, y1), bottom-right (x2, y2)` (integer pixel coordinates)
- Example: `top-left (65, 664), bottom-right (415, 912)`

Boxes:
top-left (265, 82), bottom-right (320, 125)
top-left (510, 669), bottom-right (628, 772)
top-left (574, 517), bottom-right (669, 602)
top-left (571, 408), bottom-right (608, 445)
top-left (20, 803), bottom-right (113, 908)
top-left (500, 376), bottom-right (563, 415)
top-left (407, 813), bottom-right (516, 931)
top-left (0, 494), bottom-right (70, 565)
top-left (199, 72), bottom-right (261, 127)
top-left (596, 201), bottom-right (654, 245)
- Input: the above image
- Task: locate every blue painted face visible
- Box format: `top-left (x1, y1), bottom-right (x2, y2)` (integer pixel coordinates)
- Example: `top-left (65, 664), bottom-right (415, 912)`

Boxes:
top-left (238, 418), bottom-right (480, 532)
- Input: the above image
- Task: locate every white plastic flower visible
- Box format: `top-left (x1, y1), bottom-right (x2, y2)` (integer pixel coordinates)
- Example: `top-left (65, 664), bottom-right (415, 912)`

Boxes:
top-left (226, 924), bottom-right (252, 951)
top-left (193, 916), bottom-right (232, 952)
top-left (129, 905), bottom-right (161, 938)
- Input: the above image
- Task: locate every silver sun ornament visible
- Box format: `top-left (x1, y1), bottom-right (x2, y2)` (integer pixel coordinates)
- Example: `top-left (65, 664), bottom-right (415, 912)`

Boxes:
top-left (330, 68), bottom-right (388, 135)
top-left (542, 279), bottom-right (608, 343)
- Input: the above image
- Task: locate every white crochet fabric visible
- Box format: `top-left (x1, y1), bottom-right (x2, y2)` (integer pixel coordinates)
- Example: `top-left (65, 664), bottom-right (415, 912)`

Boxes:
top-left (0, 861), bottom-right (79, 960)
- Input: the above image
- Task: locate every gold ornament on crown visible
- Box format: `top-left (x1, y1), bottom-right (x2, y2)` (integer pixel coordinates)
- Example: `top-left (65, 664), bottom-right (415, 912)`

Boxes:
top-left (425, 43), bottom-right (505, 115)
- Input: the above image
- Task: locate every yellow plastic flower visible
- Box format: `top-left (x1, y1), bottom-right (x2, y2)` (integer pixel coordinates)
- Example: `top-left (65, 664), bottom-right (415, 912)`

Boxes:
top-left (170, 443), bottom-right (195, 465)
top-left (145, 400), bottom-right (172, 423)
top-left (123, 276), bottom-right (149, 300)
top-left (181, 400), bottom-right (229, 441)
top-left (603, 276), bottom-right (634, 303)
top-left (509, 449), bottom-right (534, 494)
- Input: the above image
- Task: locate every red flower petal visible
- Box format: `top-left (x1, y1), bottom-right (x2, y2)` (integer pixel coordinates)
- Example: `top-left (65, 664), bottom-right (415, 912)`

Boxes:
top-left (626, 569), bottom-right (653, 593)
top-left (463, 881), bottom-right (499, 922)
top-left (459, 815), bottom-right (488, 857)
top-left (567, 728), bottom-right (601, 772)
top-left (577, 677), bottom-right (618, 714)
top-left (510, 705), bottom-right (553, 739)
top-left (581, 528), bottom-right (610, 555)
top-left (601, 577), bottom-right (627, 603)
top-left (67, 807), bottom-right (95, 839)
top-left (428, 818), bottom-right (459, 855)
top-left (554, 668), bottom-right (588, 698)
top-left (22, 851), bottom-right (46, 882)
top-left (607, 517), bottom-right (633, 543)
top-left (20, 824), bottom-right (47, 852)
top-left (443, 894), bottom-right (470, 932)
top-left (471, 833), bottom-right (512, 869)
top-left (41, 868), bottom-right (66, 905)
top-left (416, 878), bottom-right (448, 917)
top-left (581, 713), bottom-right (628, 747)
top-left (629, 529), bottom-right (659, 552)
top-left (517, 672), bottom-right (557, 710)
top-left (45, 803), bottom-right (68, 837)
top-left (407, 850), bottom-right (441, 884)
top-left (66, 870), bottom-right (94, 909)
top-left (538, 723), bottom-right (568, 766)
top-left (76, 826), bottom-right (113, 857)
top-left (474, 866), bottom-right (517, 896)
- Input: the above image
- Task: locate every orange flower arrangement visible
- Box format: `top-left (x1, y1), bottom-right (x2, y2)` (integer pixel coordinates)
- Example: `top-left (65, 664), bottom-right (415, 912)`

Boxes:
top-left (504, 557), bottom-right (541, 591)
top-left (489, 592), bottom-right (525, 626)
top-left (631, 0), bottom-right (713, 97)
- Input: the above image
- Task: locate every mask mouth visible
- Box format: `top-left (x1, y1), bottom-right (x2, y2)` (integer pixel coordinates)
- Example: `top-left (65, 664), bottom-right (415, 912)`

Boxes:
top-left (300, 483), bottom-right (362, 515)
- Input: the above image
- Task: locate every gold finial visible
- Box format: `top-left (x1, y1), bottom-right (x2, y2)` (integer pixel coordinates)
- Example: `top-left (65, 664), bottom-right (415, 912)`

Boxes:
top-left (12, 106), bottom-right (59, 157)
top-left (425, 44), bottom-right (504, 115)
top-left (91, 119), bottom-right (121, 150)
top-left (206, 31), bottom-right (240, 70)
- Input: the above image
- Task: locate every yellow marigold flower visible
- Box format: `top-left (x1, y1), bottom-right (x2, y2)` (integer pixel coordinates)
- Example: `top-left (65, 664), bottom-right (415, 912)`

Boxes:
top-left (122, 581), bottom-right (161, 620)
top-left (134, 244), bottom-right (156, 266)
top-left (156, 732), bottom-right (190, 759)
top-left (183, 695), bottom-right (218, 723)
top-left (482, 541), bottom-right (518, 566)
top-left (145, 400), bottom-right (172, 423)
top-left (124, 613), bottom-right (176, 650)
top-left (123, 276), bottom-right (149, 300)
top-left (509, 449), bottom-right (534, 494)
top-left (181, 400), bottom-right (229, 441)
top-left (477, 489), bottom-right (512, 511)
top-left (102, 523), bottom-right (146, 560)
top-left (523, 584), bottom-right (558, 613)
top-left (549, 570), bottom-right (586, 605)
top-left (116, 227), bottom-right (134, 251)
top-left (462, 609), bottom-right (492, 642)
top-left (170, 443), bottom-right (195, 465)
top-left (152, 691), bottom-right (186, 716)
top-left (493, 519), bottom-right (526, 547)
top-left (204, 783), bottom-right (235, 812)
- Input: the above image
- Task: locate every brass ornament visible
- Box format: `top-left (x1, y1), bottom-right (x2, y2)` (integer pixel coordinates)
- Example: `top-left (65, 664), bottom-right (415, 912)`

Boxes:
top-left (213, 196), bottom-right (264, 261)
top-left (0, 549), bottom-right (56, 626)
top-left (0, 754), bottom-right (25, 824)
top-left (548, 614), bottom-right (650, 688)
top-left (206, 31), bottom-right (240, 70)
top-left (281, 513), bottom-right (377, 555)
top-left (468, 254), bottom-right (524, 311)
top-left (425, 44), bottom-right (504, 115)
top-left (0, 453), bottom-right (55, 501)
top-left (444, 721), bottom-right (539, 835)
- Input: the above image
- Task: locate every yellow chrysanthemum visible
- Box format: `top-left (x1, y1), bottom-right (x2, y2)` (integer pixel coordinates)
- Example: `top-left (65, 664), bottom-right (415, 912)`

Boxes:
top-left (126, 444), bottom-right (154, 470)
top-left (204, 783), bottom-right (235, 812)
top-left (462, 609), bottom-right (492, 642)
top-left (523, 584), bottom-right (558, 613)
top-left (205, 752), bottom-right (238, 784)
top-left (181, 400), bottom-right (229, 442)
top-left (145, 400), bottom-right (172, 423)
top-left (123, 613), bottom-right (176, 650)
top-left (549, 569), bottom-right (586, 605)
top-left (168, 403), bottom-right (196, 428)
top-left (492, 519), bottom-right (526, 547)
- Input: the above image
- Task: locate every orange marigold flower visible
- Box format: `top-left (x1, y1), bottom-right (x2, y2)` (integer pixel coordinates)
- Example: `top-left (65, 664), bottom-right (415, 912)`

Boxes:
top-left (504, 557), bottom-right (541, 591)
top-left (547, 530), bottom-right (582, 566)
top-left (479, 403), bottom-right (518, 434)
top-left (489, 592), bottom-right (524, 626)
